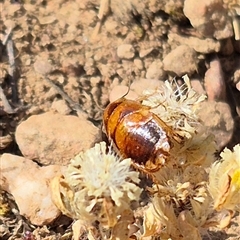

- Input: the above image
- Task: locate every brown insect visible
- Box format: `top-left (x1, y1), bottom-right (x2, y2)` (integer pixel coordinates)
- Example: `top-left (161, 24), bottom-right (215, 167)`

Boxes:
top-left (103, 97), bottom-right (181, 173)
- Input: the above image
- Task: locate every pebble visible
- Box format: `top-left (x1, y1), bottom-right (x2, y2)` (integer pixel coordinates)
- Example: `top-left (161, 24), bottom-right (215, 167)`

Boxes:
top-left (117, 44), bottom-right (135, 59)
top-left (204, 56), bottom-right (226, 101)
top-left (190, 78), bottom-right (206, 95)
top-left (183, 0), bottom-right (233, 40)
top-left (168, 33), bottom-right (221, 54)
top-left (130, 78), bottom-right (164, 96)
top-left (146, 59), bottom-right (166, 79)
top-left (197, 101), bottom-right (234, 149)
top-left (15, 112), bottom-right (101, 165)
top-left (51, 100), bottom-right (72, 115)
top-left (139, 47), bottom-right (154, 58)
top-left (0, 154), bottom-right (64, 225)
top-left (98, 63), bottom-right (116, 77)
top-left (34, 58), bottom-right (53, 75)
top-left (134, 58), bottom-right (144, 70)
top-left (163, 45), bottom-right (197, 76)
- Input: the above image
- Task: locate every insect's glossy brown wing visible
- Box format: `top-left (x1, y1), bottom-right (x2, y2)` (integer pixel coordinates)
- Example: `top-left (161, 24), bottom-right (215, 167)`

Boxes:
top-left (114, 109), bottom-right (168, 166)
top-left (152, 112), bottom-right (183, 144)
top-left (104, 99), bottom-right (143, 141)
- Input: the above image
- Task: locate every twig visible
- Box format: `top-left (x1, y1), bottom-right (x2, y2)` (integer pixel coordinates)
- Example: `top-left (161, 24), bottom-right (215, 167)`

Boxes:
top-left (91, 0), bottom-right (109, 40)
top-left (44, 77), bottom-right (88, 119)
top-left (2, 28), bottom-right (12, 45)
top-left (0, 86), bottom-right (14, 114)
top-left (6, 29), bottom-right (18, 103)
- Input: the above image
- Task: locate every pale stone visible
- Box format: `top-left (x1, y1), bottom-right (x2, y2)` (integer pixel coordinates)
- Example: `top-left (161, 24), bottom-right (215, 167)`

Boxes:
top-left (0, 154), bottom-right (64, 226)
top-left (15, 112), bottom-right (101, 165)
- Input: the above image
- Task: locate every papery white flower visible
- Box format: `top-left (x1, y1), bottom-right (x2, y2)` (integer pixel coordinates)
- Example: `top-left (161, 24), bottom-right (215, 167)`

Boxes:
top-left (140, 75), bottom-right (216, 168)
top-left (51, 141), bottom-right (141, 230)
top-left (170, 130), bottom-right (217, 168)
top-left (153, 165), bottom-right (209, 206)
top-left (208, 144), bottom-right (240, 211)
top-left (142, 75), bottom-right (206, 136)
top-left (65, 142), bottom-right (141, 206)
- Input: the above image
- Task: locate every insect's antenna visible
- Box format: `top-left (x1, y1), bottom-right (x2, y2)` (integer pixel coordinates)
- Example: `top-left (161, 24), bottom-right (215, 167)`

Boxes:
top-left (122, 84), bottom-right (131, 99)
top-left (120, 72), bottom-right (133, 99)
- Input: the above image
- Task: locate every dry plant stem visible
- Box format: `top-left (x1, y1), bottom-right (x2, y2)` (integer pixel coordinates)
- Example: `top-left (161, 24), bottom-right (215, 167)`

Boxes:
top-left (232, 16), bottom-right (240, 40)
top-left (0, 86), bottom-right (14, 114)
top-left (44, 76), bottom-right (88, 119)
top-left (5, 30), bottom-right (18, 104)
top-left (91, 0), bottom-right (109, 40)
top-left (2, 28), bottom-right (12, 45)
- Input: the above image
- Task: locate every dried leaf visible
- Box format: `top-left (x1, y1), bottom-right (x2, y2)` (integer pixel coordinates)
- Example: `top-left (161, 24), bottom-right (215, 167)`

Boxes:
top-left (50, 175), bottom-right (74, 218)
top-left (178, 211), bottom-right (201, 240)
top-left (142, 204), bottom-right (162, 237)
top-left (110, 209), bottom-right (134, 240)
top-left (72, 220), bottom-right (86, 240)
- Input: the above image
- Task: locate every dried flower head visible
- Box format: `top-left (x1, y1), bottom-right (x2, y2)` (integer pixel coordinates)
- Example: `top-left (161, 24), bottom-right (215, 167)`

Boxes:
top-left (141, 162), bottom-right (233, 239)
top-left (142, 192), bottom-right (212, 239)
top-left (51, 141), bottom-right (141, 238)
top-left (141, 75), bottom-right (216, 168)
top-left (170, 129), bottom-right (217, 168)
top-left (142, 75), bottom-right (206, 137)
top-left (152, 165), bottom-right (210, 213)
top-left (208, 144), bottom-right (240, 211)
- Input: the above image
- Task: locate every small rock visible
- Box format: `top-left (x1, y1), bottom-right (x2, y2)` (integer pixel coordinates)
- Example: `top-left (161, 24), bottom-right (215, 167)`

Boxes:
top-left (117, 44), bottom-right (135, 59)
top-left (131, 78), bottom-right (164, 96)
top-left (0, 154), bottom-right (63, 226)
top-left (98, 63), bottom-right (116, 77)
top-left (197, 101), bottom-right (234, 149)
top-left (146, 59), bottom-right (166, 79)
top-left (134, 58), bottom-right (144, 70)
top-left (163, 45), bottom-right (197, 76)
top-left (4, 19), bottom-right (16, 29)
top-left (90, 76), bottom-right (102, 87)
top-left (84, 57), bottom-right (97, 75)
top-left (168, 33), bottom-right (221, 54)
top-left (51, 100), bottom-right (72, 115)
top-left (34, 58), bottom-right (53, 75)
top-left (190, 78), bottom-right (206, 95)
top-left (183, 0), bottom-right (233, 40)
top-left (15, 112), bottom-right (101, 165)
top-left (139, 47), bottom-right (154, 58)
top-left (104, 18), bottom-right (118, 33)
top-left (204, 56), bottom-right (226, 101)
